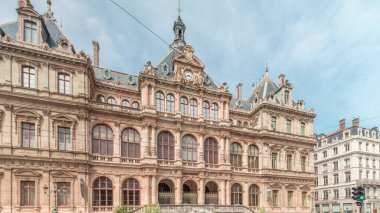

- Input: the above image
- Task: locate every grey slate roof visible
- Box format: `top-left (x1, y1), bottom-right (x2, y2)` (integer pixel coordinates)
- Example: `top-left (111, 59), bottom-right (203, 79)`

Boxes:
top-left (248, 73), bottom-right (280, 102)
top-left (0, 17), bottom-right (68, 49)
top-left (94, 67), bottom-right (139, 87)
top-left (229, 98), bottom-right (252, 111)
top-left (154, 48), bottom-right (220, 89)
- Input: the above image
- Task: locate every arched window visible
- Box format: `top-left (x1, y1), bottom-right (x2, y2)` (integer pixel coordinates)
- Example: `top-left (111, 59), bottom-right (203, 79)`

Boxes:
top-left (22, 66), bottom-right (36, 88)
top-left (166, 94), bottom-right (175, 113)
top-left (97, 95), bottom-right (105, 103)
top-left (157, 131), bottom-right (175, 160)
top-left (93, 177), bottom-right (113, 207)
top-left (231, 183), bottom-right (243, 205)
top-left (58, 73), bottom-right (70, 94)
top-left (230, 143), bottom-right (242, 167)
top-left (203, 101), bottom-right (210, 119)
top-left (132, 102), bottom-right (139, 109)
top-left (156, 92), bottom-right (165, 112)
top-left (121, 128), bottom-right (140, 158)
top-left (249, 185), bottom-right (259, 206)
top-left (211, 103), bottom-right (218, 120)
top-left (248, 145), bottom-right (259, 168)
top-left (182, 135), bottom-right (197, 162)
top-left (180, 97), bottom-right (188, 115)
top-left (122, 178), bottom-right (140, 206)
top-left (92, 125), bottom-right (113, 156)
top-left (204, 138), bottom-right (218, 164)
top-left (107, 97), bottom-right (116, 105)
top-left (189, 99), bottom-right (198, 117)
top-left (237, 120), bottom-right (242, 127)
top-left (122, 100), bottom-right (130, 107)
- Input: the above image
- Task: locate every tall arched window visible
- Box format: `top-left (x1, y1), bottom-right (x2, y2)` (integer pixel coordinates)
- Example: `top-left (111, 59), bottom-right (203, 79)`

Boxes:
top-left (107, 97), bottom-right (116, 105)
top-left (203, 101), bottom-right (210, 119)
top-left (249, 184), bottom-right (259, 206)
top-left (157, 131), bottom-right (175, 160)
top-left (121, 128), bottom-right (140, 158)
top-left (166, 94), bottom-right (175, 113)
top-left (182, 135), bottom-right (197, 162)
top-left (132, 102), bottom-right (139, 109)
top-left (211, 103), bottom-right (218, 120)
top-left (156, 92), bottom-right (165, 112)
top-left (122, 178), bottom-right (140, 206)
top-left (97, 95), bottom-right (105, 103)
top-left (204, 138), bottom-right (218, 164)
top-left (93, 177), bottom-right (113, 207)
top-left (122, 100), bottom-right (130, 107)
top-left (248, 145), bottom-right (259, 169)
top-left (189, 99), bottom-right (198, 117)
top-left (230, 143), bottom-right (242, 167)
top-left (92, 125), bottom-right (113, 156)
top-left (180, 97), bottom-right (188, 115)
top-left (231, 183), bottom-right (243, 205)
top-left (22, 66), bottom-right (36, 88)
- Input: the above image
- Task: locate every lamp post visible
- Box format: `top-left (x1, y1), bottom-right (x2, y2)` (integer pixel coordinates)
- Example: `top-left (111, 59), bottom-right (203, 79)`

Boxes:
top-left (43, 184), bottom-right (67, 213)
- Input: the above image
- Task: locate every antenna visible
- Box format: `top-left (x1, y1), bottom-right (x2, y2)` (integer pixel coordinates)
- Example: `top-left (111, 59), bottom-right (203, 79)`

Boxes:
top-left (178, 0), bottom-right (181, 17)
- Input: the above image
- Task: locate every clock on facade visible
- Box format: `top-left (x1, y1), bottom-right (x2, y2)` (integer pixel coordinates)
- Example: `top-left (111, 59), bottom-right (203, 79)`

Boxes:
top-left (184, 69), bottom-right (193, 80)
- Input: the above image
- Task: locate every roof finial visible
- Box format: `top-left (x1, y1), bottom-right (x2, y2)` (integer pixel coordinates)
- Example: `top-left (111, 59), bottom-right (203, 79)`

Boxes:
top-left (47, 0), bottom-right (52, 13)
top-left (265, 63), bottom-right (270, 75)
top-left (44, 0), bottom-right (54, 18)
top-left (178, 0), bottom-right (181, 17)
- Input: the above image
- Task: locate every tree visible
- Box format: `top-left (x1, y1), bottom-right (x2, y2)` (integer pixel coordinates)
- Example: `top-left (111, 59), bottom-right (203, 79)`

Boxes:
top-left (115, 206), bottom-right (130, 213)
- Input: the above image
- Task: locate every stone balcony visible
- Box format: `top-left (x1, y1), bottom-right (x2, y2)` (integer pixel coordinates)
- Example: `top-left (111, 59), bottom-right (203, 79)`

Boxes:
top-left (356, 178), bottom-right (380, 186)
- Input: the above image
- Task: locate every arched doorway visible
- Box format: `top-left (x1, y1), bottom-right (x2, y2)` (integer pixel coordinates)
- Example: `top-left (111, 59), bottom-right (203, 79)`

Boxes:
top-left (205, 181), bottom-right (218, 205)
top-left (158, 179), bottom-right (175, 204)
top-left (183, 180), bottom-right (197, 204)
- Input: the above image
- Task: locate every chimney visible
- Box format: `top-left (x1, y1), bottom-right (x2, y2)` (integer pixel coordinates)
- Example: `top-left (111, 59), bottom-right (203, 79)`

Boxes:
top-left (339, 119), bottom-right (346, 130)
top-left (278, 74), bottom-right (285, 86)
top-left (352, 118), bottom-right (360, 127)
top-left (92, 41), bottom-right (99, 67)
top-left (236, 83), bottom-right (242, 100)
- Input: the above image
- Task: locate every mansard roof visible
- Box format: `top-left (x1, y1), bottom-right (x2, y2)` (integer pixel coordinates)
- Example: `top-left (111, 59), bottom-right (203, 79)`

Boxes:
top-left (229, 98), bottom-right (252, 111)
top-left (248, 71), bottom-right (281, 102)
top-left (94, 67), bottom-right (139, 88)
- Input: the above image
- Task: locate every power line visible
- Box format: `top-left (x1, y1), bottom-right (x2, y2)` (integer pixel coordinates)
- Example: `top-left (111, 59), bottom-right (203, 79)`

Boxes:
top-left (109, 0), bottom-right (171, 47)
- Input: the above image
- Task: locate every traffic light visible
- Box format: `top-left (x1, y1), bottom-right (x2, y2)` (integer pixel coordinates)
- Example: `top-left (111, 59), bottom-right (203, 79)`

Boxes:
top-left (357, 186), bottom-right (365, 201)
top-left (352, 187), bottom-right (359, 201)
top-left (352, 186), bottom-right (365, 204)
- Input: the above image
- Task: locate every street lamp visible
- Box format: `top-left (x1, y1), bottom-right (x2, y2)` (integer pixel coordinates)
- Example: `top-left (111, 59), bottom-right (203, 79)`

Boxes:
top-left (43, 184), bottom-right (67, 213)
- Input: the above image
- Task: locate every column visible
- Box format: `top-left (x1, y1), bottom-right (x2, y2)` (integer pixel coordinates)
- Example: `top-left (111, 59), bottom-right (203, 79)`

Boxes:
top-left (150, 85), bottom-right (155, 108)
top-left (142, 175), bottom-right (151, 205)
top-left (199, 178), bottom-right (205, 204)
top-left (225, 180), bottom-right (231, 205)
top-left (150, 125), bottom-right (157, 158)
top-left (141, 86), bottom-right (148, 106)
top-left (242, 142), bottom-right (248, 168)
top-left (175, 128), bottom-right (181, 163)
top-left (175, 176), bottom-right (182, 204)
top-left (198, 96), bottom-right (203, 118)
top-left (175, 90), bottom-right (180, 114)
top-left (113, 124), bottom-right (120, 159)
top-left (225, 137), bottom-right (231, 165)
top-left (114, 176), bottom-right (121, 207)
top-left (1, 169), bottom-right (12, 212)
top-left (141, 125), bottom-right (150, 158)
top-left (220, 180), bottom-right (226, 205)
top-left (199, 133), bottom-right (204, 164)
top-left (218, 101), bottom-right (223, 121)
top-left (151, 175), bottom-right (157, 204)
top-left (243, 182), bottom-right (249, 207)
top-left (224, 100), bottom-right (229, 120)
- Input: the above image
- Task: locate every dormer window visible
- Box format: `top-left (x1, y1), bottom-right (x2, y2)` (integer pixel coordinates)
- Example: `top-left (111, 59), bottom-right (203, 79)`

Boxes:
top-left (284, 90), bottom-right (289, 104)
top-left (23, 21), bottom-right (37, 44)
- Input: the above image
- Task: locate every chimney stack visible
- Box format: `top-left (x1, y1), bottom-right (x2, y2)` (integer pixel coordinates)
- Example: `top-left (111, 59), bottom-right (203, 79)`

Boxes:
top-left (236, 83), bottom-right (242, 100)
top-left (278, 74), bottom-right (286, 86)
top-left (339, 119), bottom-right (346, 130)
top-left (352, 118), bottom-right (360, 127)
top-left (92, 41), bottom-right (99, 67)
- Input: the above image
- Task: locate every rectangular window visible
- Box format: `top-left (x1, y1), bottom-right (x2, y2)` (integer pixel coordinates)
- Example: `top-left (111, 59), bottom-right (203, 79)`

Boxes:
top-left (22, 66), bottom-right (36, 88)
top-left (333, 161), bottom-right (338, 171)
top-left (345, 172), bottom-right (351, 182)
top-left (22, 122), bottom-right (35, 148)
top-left (302, 192), bottom-right (307, 207)
top-left (58, 73), bottom-right (70, 94)
top-left (286, 119), bottom-right (291, 133)
top-left (373, 159), bottom-right (376, 168)
top-left (323, 176), bottom-right (328, 186)
top-left (24, 21), bottom-right (37, 44)
top-left (57, 182), bottom-right (71, 206)
top-left (345, 188), bottom-right (351, 198)
top-left (344, 143), bottom-right (350, 152)
top-left (366, 158), bottom-right (369, 167)
top-left (287, 191), bottom-right (293, 207)
top-left (272, 190), bottom-right (278, 207)
top-left (323, 164), bottom-right (327, 173)
top-left (323, 190), bottom-right (328, 200)
top-left (58, 127), bottom-right (71, 151)
top-left (272, 153), bottom-right (277, 169)
top-left (359, 142), bottom-right (362, 150)
top-left (359, 170), bottom-right (362, 180)
top-left (333, 147), bottom-right (338, 155)
top-left (323, 151), bottom-right (327, 158)
top-left (314, 153), bottom-right (318, 161)
top-left (344, 158), bottom-right (350, 168)
top-left (373, 172), bottom-right (376, 180)
top-left (314, 192), bottom-right (318, 201)
top-left (284, 90), bottom-right (289, 104)
top-left (359, 157), bottom-right (363, 167)
top-left (314, 166), bottom-right (318, 174)
top-left (301, 156), bottom-right (306, 172)
top-left (334, 174), bottom-right (339, 184)
top-left (300, 122), bottom-right (305, 136)
top-left (21, 181), bottom-right (35, 206)
top-left (333, 189), bottom-right (339, 199)
top-left (366, 170), bottom-right (369, 179)
top-left (271, 116), bottom-right (277, 131)
top-left (287, 155), bottom-right (292, 170)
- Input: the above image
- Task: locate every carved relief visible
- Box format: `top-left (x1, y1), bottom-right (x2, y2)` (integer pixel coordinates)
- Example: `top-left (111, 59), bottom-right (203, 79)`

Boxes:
top-left (51, 114), bottom-right (77, 140)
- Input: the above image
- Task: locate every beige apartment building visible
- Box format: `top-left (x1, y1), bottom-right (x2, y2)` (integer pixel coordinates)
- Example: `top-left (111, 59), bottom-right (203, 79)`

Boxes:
top-left (314, 119), bottom-right (380, 213)
top-left (0, 1), bottom-right (316, 212)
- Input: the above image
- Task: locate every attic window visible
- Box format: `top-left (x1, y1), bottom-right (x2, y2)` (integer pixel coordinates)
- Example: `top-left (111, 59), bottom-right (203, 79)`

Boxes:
top-left (61, 43), bottom-right (68, 49)
top-left (284, 90), bottom-right (289, 104)
top-left (24, 21), bottom-right (37, 44)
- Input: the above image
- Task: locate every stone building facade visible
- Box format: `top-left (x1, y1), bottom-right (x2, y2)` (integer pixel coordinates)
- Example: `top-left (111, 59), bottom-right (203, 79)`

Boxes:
top-left (0, 1), bottom-right (316, 213)
top-left (314, 119), bottom-right (380, 213)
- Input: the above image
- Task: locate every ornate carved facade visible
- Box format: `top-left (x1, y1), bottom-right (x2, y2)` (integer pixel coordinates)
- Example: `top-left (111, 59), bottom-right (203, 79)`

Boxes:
top-left (0, 1), bottom-right (316, 213)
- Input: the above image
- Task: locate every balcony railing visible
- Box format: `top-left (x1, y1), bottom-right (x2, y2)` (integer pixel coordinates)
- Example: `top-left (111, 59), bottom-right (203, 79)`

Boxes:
top-left (356, 179), bottom-right (380, 186)
top-left (205, 193), bottom-right (218, 205)
top-left (92, 155), bottom-right (113, 162)
top-left (183, 162), bottom-right (198, 167)
top-left (205, 164), bottom-right (219, 169)
top-left (91, 102), bottom-right (140, 114)
top-left (92, 206), bottom-right (114, 212)
top-left (183, 192), bottom-right (198, 204)
top-left (158, 192), bottom-right (175, 205)
top-left (158, 160), bottom-right (175, 166)
top-left (121, 157), bottom-right (140, 164)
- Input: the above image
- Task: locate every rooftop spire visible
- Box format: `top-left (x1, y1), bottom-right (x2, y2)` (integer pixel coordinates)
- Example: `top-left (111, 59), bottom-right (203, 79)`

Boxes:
top-left (178, 0), bottom-right (181, 17)
top-left (170, 0), bottom-right (186, 50)
top-left (44, 0), bottom-right (54, 18)
top-left (265, 63), bottom-right (270, 76)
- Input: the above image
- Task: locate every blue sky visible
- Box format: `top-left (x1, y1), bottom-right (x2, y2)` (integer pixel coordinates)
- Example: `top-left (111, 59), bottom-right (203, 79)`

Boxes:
top-left (1, 0), bottom-right (380, 133)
